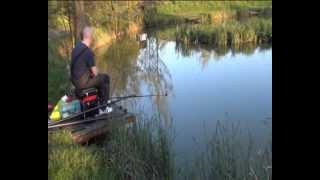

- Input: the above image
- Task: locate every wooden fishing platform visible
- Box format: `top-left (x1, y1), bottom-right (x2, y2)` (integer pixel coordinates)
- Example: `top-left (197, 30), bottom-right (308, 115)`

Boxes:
top-left (50, 105), bottom-right (136, 144)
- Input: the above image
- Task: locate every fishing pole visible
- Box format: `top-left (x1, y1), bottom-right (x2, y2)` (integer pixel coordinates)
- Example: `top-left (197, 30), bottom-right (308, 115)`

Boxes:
top-left (48, 92), bottom-right (168, 126)
top-left (48, 113), bottom-right (126, 130)
top-left (48, 98), bottom-right (124, 126)
top-left (110, 92), bottom-right (168, 100)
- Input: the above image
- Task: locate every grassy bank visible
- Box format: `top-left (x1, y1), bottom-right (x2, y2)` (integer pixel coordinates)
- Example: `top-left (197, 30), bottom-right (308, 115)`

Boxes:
top-left (156, 1), bottom-right (272, 16)
top-left (144, 7), bottom-right (186, 28)
top-left (48, 116), bottom-right (175, 180)
top-left (175, 17), bottom-right (272, 47)
top-left (144, 1), bottom-right (272, 28)
top-left (48, 131), bottom-right (106, 179)
top-left (48, 116), bottom-right (271, 180)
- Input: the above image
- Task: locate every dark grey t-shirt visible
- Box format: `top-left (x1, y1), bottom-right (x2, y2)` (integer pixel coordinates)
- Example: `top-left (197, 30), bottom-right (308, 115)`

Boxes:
top-left (70, 42), bottom-right (95, 80)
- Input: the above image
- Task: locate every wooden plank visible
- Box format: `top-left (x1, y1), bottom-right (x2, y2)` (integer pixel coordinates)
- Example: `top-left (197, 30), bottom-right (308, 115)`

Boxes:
top-left (71, 113), bottom-right (136, 144)
top-left (71, 106), bottom-right (136, 144)
top-left (48, 104), bottom-right (136, 144)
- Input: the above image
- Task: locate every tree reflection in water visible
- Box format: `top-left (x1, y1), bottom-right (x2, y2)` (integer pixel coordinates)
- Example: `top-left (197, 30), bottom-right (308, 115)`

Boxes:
top-left (175, 41), bottom-right (272, 70)
top-left (95, 36), bottom-right (173, 127)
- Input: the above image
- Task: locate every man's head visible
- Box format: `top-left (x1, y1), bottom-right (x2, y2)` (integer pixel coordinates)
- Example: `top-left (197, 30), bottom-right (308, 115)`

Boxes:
top-left (81, 26), bottom-right (93, 47)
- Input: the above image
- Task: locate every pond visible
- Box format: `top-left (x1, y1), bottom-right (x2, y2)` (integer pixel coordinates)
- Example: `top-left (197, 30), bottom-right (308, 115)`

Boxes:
top-left (94, 31), bottom-right (272, 166)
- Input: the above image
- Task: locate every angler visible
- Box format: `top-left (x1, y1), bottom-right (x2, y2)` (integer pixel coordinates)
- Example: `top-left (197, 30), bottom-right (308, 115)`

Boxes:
top-left (47, 26), bottom-right (168, 133)
top-left (70, 26), bottom-right (112, 114)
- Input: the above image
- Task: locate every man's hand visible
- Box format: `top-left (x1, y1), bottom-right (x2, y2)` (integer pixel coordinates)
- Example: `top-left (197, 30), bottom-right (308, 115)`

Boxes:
top-left (91, 66), bottom-right (98, 77)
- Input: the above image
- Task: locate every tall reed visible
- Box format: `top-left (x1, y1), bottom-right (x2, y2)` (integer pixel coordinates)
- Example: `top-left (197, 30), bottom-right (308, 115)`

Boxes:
top-left (180, 120), bottom-right (272, 180)
top-left (175, 17), bottom-right (272, 47)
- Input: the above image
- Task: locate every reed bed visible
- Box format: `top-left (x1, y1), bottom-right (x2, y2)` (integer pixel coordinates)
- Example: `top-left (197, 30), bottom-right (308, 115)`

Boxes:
top-left (175, 17), bottom-right (272, 47)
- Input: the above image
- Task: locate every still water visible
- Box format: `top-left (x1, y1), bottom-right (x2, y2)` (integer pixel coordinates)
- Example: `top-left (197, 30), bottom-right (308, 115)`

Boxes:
top-left (95, 34), bottom-right (272, 165)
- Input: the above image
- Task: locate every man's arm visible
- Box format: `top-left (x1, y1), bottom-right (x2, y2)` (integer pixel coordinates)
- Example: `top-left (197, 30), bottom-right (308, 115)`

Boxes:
top-left (87, 50), bottom-right (97, 76)
top-left (91, 66), bottom-right (98, 77)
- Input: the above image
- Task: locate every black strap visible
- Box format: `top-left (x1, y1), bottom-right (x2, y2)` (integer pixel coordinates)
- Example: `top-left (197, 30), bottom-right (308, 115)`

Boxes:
top-left (70, 47), bottom-right (88, 76)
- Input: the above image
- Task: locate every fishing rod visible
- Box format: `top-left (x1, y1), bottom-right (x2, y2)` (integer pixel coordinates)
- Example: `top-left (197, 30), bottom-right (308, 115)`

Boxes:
top-left (48, 116), bottom-right (107, 130)
top-left (110, 92), bottom-right (168, 100)
top-left (48, 99), bottom-right (122, 126)
top-left (48, 92), bottom-right (168, 126)
top-left (48, 113), bottom-right (126, 130)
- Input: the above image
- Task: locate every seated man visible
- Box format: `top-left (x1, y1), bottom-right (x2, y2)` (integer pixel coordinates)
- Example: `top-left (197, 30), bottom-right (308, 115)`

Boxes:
top-left (70, 26), bottom-right (112, 113)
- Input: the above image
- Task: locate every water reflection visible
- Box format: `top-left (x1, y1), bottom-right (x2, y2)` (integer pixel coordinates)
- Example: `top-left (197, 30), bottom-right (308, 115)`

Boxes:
top-left (95, 38), bottom-right (141, 96)
top-left (174, 41), bottom-right (271, 70)
top-left (95, 37), bottom-right (173, 127)
top-left (176, 41), bottom-right (271, 58)
top-left (94, 32), bottom-right (271, 128)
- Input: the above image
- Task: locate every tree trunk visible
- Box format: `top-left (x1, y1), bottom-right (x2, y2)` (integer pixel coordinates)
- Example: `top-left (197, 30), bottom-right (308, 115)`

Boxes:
top-left (73, 0), bottom-right (85, 45)
top-left (66, 1), bottom-right (74, 47)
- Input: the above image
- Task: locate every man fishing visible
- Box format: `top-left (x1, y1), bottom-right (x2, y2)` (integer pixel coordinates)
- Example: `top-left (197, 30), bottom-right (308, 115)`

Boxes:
top-left (70, 26), bottom-right (112, 114)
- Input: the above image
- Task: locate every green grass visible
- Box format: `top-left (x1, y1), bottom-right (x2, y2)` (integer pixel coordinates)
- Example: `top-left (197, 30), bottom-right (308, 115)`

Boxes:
top-left (102, 119), bottom-right (174, 179)
top-left (48, 116), bottom-right (175, 180)
top-left (48, 131), bottom-right (107, 179)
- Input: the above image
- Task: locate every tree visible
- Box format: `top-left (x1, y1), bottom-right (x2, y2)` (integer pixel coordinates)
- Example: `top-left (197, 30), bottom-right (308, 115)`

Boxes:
top-left (73, 1), bottom-right (85, 45)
